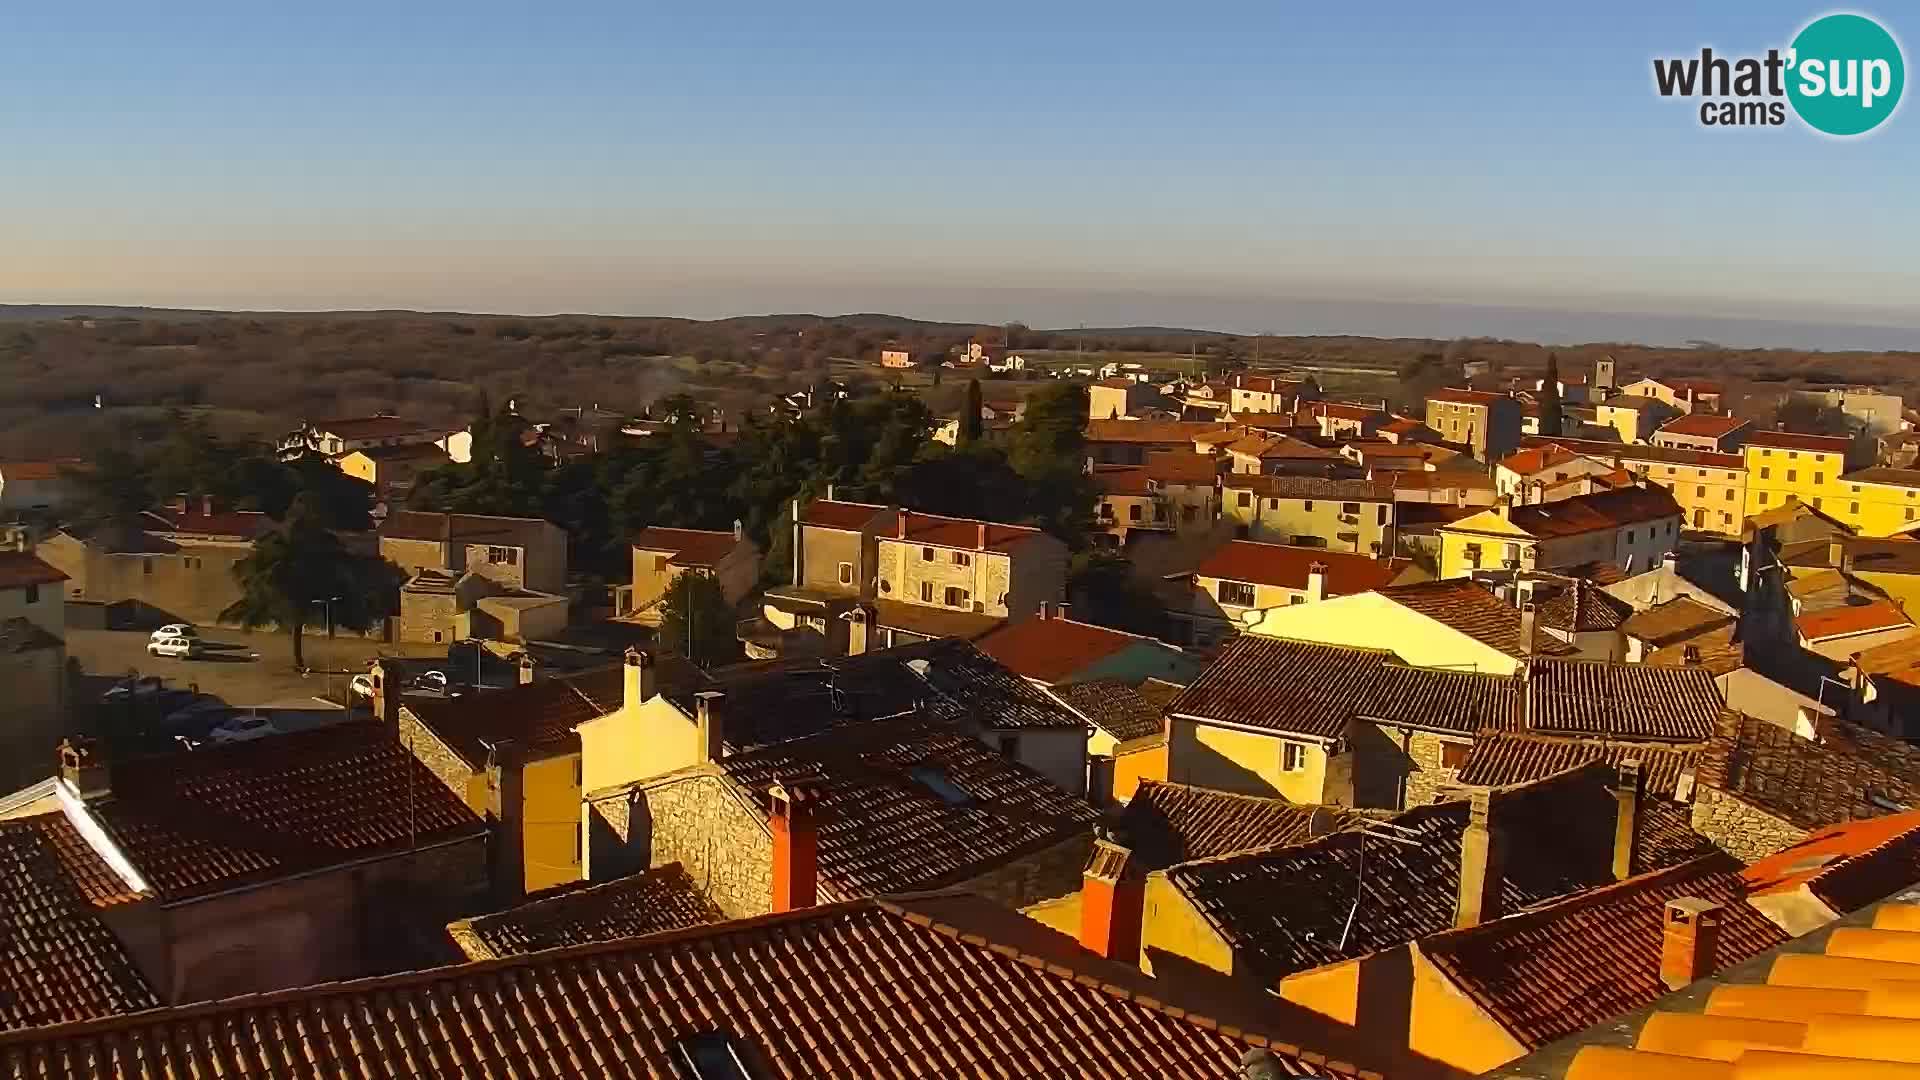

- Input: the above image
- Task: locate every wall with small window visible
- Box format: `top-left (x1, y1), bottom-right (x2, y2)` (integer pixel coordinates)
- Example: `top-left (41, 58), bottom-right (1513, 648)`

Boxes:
top-left (1167, 717), bottom-right (1333, 802)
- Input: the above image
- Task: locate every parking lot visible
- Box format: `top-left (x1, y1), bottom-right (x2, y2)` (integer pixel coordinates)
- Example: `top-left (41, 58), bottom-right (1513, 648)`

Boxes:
top-left (67, 627), bottom-right (392, 709)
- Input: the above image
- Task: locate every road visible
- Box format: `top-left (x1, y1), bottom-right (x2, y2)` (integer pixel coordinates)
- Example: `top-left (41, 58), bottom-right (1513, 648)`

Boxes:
top-left (67, 627), bottom-right (392, 708)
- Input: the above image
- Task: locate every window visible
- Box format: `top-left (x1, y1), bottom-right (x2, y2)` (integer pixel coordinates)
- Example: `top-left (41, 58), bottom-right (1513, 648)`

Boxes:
top-left (1758, 492), bottom-right (1770, 505)
top-left (1813, 497), bottom-right (1823, 509)
top-left (1626, 530), bottom-right (1635, 543)
top-left (1853, 485), bottom-right (1862, 494)
top-left (432, 630), bottom-right (444, 643)
top-left (1761, 448), bottom-right (1771, 456)
top-left (1722, 512), bottom-right (1733, 525)
top-left (995, 735), bottom-right (1020, 760)
top-left (23, 584), bottom-right (38, 604)
top-left (1128, 504), bottom-right (1142, 522)
top-left (1341, 502), bottom-right (1360, 514)
top-left (653, 555), bottom-right (668, 572)
top-left (920, 581), bottom-right (934, 603)
top-left (1464, 543), bottom-right (1483, 568)
top-left (952, 551), bottom-right (970, 567)
top-left (1695, 485), bottom-right (1704, 497)
top-left (921, 546), bottom-right (934, 562)
top-left (487, 546), bottom-right (518, 565)
top-left (1266, 498), bottom-right (1279, 511)
top-left (1853, 502), bottom-right (1862, 514)
top-left (1290, 595), bottom-right (1305, 605)
top-left (1815, 474), bottom-right (1824, 485)
top-left (1441, 742), bottom-right (1470, 770)
top-left (944, 586), bottom-right (969, 608)
top-left (1504, 543), bottom-right (1520, 565)
top-left (142, 558), bottom-right (153, 576)
top-left (1303, 500), bottom-right (1314, 512)
top-left (1725, 489), bottom-right (1734, 500)
top-left (1238, 492), bottom-right (1252, 508)
top-left (1787, 470), bottom-right (1797, 483)
top-left (1218, 580), bottom-right (1257, 607)
top-left (837, 561), bottom-right (853, 585)
top-left (1377, 505), bottom-right (1388, 525)
top-left (1153, 505), bottom-right (1167, 522)
top-left (1909, 508), bottom-right (1916, 522)
top-left (1760, 467), bottom-right (1770, 480)
top-left (1698, 469), bottom-right (1706, 477)
top-left (1281, 743), bottom-right (1307, 772)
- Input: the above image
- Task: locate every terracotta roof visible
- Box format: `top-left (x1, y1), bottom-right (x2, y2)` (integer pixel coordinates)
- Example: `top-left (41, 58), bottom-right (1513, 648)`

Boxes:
top-left (1854, 633), bottom-right (1920, 687)
top-left (1498, 445), bottom-right (1590, 476)
top-left (1619, 596), bottom-right (1735, 646)
top-left (1456, 730), bottom-right (1701, 796)
top-left (400, 666), bottom-right (621, 768)
top-left (0, 814), bottom-right (158, 1032)
top-left (629, 525), bottom-right (743, 568)
top-left (1136, 677), bottom-right (1186, 710)
top-left (1046, 679), bottom-right (1165, 742)
top-left (885, 510), bottom-right (1045, 552)
top-left (1644, 622), bottom-right (1745, 675)
top-left (1351, 664), bottom-right (1522, 736)
top-left (1428, 387), bottom-right (1511, 406)
top-left (1381, 580), bottom-right (1576, 659)
top-left (86, 722), bottom-right (487, 902)
top-left (797, 498), bottom-right (890, 531)
top-left (0, 459), bottom-right (88, 482)
top-left (1656, 413), bottom-right (1751, 438)
top-left (1167, 636), bottom-right (1391, 741)
top-left (1165, 764), bottom-right (1717, 983)
top-left (1418, 853), bottom-right (1787, 1052)
top-left (1144, 449), bottom-right (1220, 485)
top-left (1119, 781), bottom-right (1381, 872)
top-left (976, 616), bottom-right (1165, 685)
top-left (1796, 600), bottom-right (1912, 643)
top-left (1478, 485), bottom-right (1684, 540)
top-left (142, 507), bottom-right (273, 540)
top-left (1538, 579), bottom-right (1634, 632)
top-left (1697, 715), bottom-right (1920, 831)
top-left (1525, 658), bottom-right (1723, 742)
top-left (1389, 469), bottom-right (1496, 493)
top-left (1817, 538), bottom-right (1920, 576)
top-left (0, 893), bottom-right (1379, 1079)
top-left (311, 415), bottom-right (433, 440)
top-left (344, 441), bottom-right (449, 463)
top-left (717, 715), bottom-right (1097, 897)
top-left (0, 552), bottom-right (68, 590)
top-left (1744, 429), bottom-right (1853, 453)
top-left (1521, 435), bottom-right (1745, 471)
top-left (1598, 394), bottom-right (1670, 412)
top-left (867, 598), bottom-right (1005, 640)
top-left (1221, 473), bottom-right (1394, 501)
top-left (381, 510), bottom-right (552, 544)
top-left (1084, 419), bottom-right (1233, 445)
top-left (1090, 463), bottom-right (1149, 496)
top-left (1226, 433), bottom-right (1339, 461)
top-left (1742, 810), bottom-right (1920, 914)
top-left (1380, 418), bottom-right (1428, 435)
top-left (1312, 401), bottom-right (1384, 421)
top-left (1193, 541), bottom-right (1407, 596)
top-left (1845, 466), bottom-right (1920, 487)
top-left (447, 862), bottom-right (722, 959)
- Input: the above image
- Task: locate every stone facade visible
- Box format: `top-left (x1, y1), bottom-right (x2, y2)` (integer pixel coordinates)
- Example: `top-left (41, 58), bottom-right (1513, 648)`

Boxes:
top-left (38, 531), bottom-right (251, 627)
top-left (587, 771), bottom-right (777, 919)
top-left (884, 542), bottom-right (1012, 615)
top-left (1401, 728), bottom-right (1472, 809)
top-left (1689, 785), bottom-right (1807, 861)
top-left (398, 586), bottom-right (459, 645)
top-left (954, 833), bottom-right (1095, 910)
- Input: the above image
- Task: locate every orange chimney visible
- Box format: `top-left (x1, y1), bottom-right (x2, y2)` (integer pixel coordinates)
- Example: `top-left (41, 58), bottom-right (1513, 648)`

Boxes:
top-left (1079, 838), bottom-right (1144, 964)
top-left (977, 522), bottom-right (988, 549)
top-left (1662, 898), bottom-right (1724, 990)
top-left (896, 510), bottom-right (907, 540)
top-left (770, 783), bottom-right (819, 913)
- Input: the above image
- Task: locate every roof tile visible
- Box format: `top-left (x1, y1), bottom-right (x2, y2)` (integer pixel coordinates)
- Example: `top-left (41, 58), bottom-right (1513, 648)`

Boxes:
top-left (1119, 781), bottom-right (1381, 871)
top-left (447, 862), bottom-right (723, 959)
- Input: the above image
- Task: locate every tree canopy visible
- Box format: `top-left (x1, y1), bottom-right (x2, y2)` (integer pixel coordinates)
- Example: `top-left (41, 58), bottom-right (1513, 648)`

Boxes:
top-left (220, 496), bottom-right (401, 669)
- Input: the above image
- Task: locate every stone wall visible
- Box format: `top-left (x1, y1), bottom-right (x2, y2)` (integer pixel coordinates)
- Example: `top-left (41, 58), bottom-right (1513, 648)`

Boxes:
top-left (1690, 785), bottom-right (1807, 861)
top-left (1402, 729), bottom-right (1470, 809)
top-left (595, 771), bottom-right (776, 919)
top-left (396, 707), bottom-right (481, 808)
top-left (956, 832), bottom-right (1094, 910)
top-left (398, 588), bottom-right (458, 645)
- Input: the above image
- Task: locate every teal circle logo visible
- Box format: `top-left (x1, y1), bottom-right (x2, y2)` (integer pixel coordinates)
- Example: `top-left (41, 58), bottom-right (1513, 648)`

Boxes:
top-left (1787, 13), bottom-right (1905, 136)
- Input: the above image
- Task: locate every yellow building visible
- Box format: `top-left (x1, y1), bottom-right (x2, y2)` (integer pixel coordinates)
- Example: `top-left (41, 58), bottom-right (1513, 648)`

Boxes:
top-left (1177, 539), bottom-right (1420, 647)
top-left (623, 525), bottom-right (762, 625)
top-left (1436, 486), bottom-right (1683, 580)
top-left (1837, 467), bottom-right (1920, 537)
top-left (1742, 429), bottom-right (1856, 519)
top-left (334, 442), bottom-right (449, 502)
top-left (1249, 578), bottom-right (1566, 676)
top-left (1595, 395), bottom-right (1680, 444)
top-left (1424, 388), bottom-right (1523, 461)
top-left (1520, 437), bottom-right (1748, 539)
top-left (1220, 474), bottom-right (1396, 556)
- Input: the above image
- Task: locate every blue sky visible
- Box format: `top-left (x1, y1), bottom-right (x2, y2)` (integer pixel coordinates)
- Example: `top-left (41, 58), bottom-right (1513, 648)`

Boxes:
top-left (4, 2), bottom-right (1916, 345)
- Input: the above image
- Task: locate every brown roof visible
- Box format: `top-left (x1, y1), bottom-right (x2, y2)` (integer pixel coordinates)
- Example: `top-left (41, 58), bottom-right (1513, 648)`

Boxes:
top-left (885, 510), bottom-right (1045, 552)
top-left (1854, 633), bottom-right (1920, 687)
top-left (1845, 466), bottom-right (1920, 487)
top-left (1312, 401), bottom-right (1385, 421)
top-left (1656, 413), bottom-right (1751, 438)
top-left (716, 715), bottom-right (1097, 897)
top-left (1643, 622), bottom-right (1745, 675)
top-left (1193, 541), bottom-right (1407, 596)
top-left (381, 510), bottom-right (552, 544)
top-left (1220, 473), bottom-right (1394, 502)
top-left (1165, 764), bottom-right (1718, 983)
top-left (1524, 658), bottom-right (1723, 742)
top-left (976, 616), bottom-right (1164, 685)
top-left (1090, 463), bottom-right (1149, 496)
top-left (798, 498), bottom-right (891, 531)
top-left (1428, 387), bottom-right (1511, 406)
top-left (1797, 600), bottom-right (1912, 643)
top-left (400, 667), bottom-right (620, 768)
top-left (0, 551), bottom-right (68, 589)
top-left (1697, 714), bottom-right (1920, 831)
top-left (1619, 596), bottom-right (1735, 646)
top-left (1381, 580), bottom-right (1576, 659)
top-left (1481, 485), bottom-right (1683, 540)
top-left (1538, 580), bottom-right (1634, 632)
top-left (1455, 730), bottom-right (1701, 796)
top-left (142, 507), bottom-right (273, 541)
top-left (1351, 664), bottom-right (1522, 736)
top-left (1744, 429), bottom-right (1853, 453)
top-left (1119, 781), bottom-right (1381, 872)
top-left (1497, 445), bottom-right (1591, 476)
top-left (311, 415), bottom-right (433, 440)
top-left (86, 722), bottom-right (487, 902)
top-left (344, 441), bottom-right (450, 463)
top-left (0, 893), bottom-right (1377, 1079)
top-left (1167, 636), bottom-right (1391, 741)
top-left (1418, 853), bottom-right (1787, 1051)
top-left (630, 525), bottom-right (743, 567)
top-left (868, 598), bottom-right (1006, 640)
top-left (1084, 419), bottom-right (1233, 445)
top-left (0, 814), bottom-right (158, 1032)
top-left (447, 862), bottom-right (722, 959)
top-left (1520, 435), bottom-right (1745, 471)
top-left (1046, 680), bottom-right (1165, 742)
top-left (1144, 449), bottom-right (1221, 485)
top-left (1136, 677), bottom-right (1186, 710)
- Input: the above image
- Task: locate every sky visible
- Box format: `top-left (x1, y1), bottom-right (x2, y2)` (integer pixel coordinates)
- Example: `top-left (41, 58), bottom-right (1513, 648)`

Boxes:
top-left (3, 2), bottom-right (1918, 348)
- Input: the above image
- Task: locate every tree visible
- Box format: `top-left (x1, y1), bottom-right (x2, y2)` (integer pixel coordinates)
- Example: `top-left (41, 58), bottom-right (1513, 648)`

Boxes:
top-left (72, 447), bottom-right (154, 526)
top-left (221, 496), bottom-right (398, 670)
top-left (960, 379), bottom-right (984, 445)
top-left (1537, 352), bottom-right (1564, 438)
top-left (1067, 553), bottom-right (1165, 637)
top-left (658, 571), bottom-right (738, 669)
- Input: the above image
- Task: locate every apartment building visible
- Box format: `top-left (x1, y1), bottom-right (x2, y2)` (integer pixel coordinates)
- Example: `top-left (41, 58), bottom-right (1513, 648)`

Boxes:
top-left (1595, 395), bottom-right (1680, 444)
top-left (876, 510), bottom-right (1067, 625)
top-left (1424, 388), bottom-right (1522, 461)
top-left (1092, 450), bottom-right (1221, 543)
top-left (1651, 412), bottom-right (1752, 453)
top-left (1837, 467), bottom-right (1920, 536)
top-left (1741, 429), bottom-right (1858, 519)
top-left (623, 525), bottom-right (761, 625)
top-left (1084, 419), bottom-right (1234, 465)
top-left (1220, 474), bottom-right (1396, 555)
top-left (1521, 436), bottom-right (1749, 539)
top-left (1792, 384), bottom-right (1905, 434)
top-left (1437, 485), bottom-right (1684, 579)
top-left (1227, 373), bottom-right (1319, 414)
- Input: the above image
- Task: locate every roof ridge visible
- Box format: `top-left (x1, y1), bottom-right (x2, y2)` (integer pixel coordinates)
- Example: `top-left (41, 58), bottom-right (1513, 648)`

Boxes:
top-left (1163, 799), bottom-right (1463, 875)
top-left (1131, 779), bottom-right (1297, 809)
top-left (1416, 852), bottom-right (1743, 953)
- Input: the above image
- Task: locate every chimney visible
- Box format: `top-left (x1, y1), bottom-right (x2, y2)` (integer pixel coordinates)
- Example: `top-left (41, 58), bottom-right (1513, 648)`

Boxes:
top-left (769, 783), bottom-right (819, 913)
top-left (1612, 759), bottom-right (1643, 881)
top-left (200, 493), bottom-right (217, 516)
top-left (440, 511), bottom-right (455, 570)
top-left (694, 690), bottom-right (725, 764)
top-left (825, 482), bottom-right (835, 501)
top-left (622, 647), bottom-right (656, 709)
top-left (733, 518), bottom-right (744, 542)
top-left (1661, 898), bottom-right (1725, 990)
top-left (1056, 601), bottom-right (1071, 622)
top-left (790, 497), bottom-right (804, 586)
top-left (1518, 601), bottom-right (1538, 657)
top-left (517, 653), bottom-right (536, 686)
top-left (1078, 837), bottom-right (1145, 964)
top-left (976, 522), bottom-right (988, 550)
top-left (846, 604), bottom-right (872, 656)
top-left (1038, 602), bottom-right (1053, 621)
top-left (1306, 561), bottom-right (1328, 604)
top-left (1662, 550), bottom-right (1678, 574)
top-left (895, 509), bottom-right (907, 540)
top-left (1456, 789), bottom-right (1504, 928)
top-left (58, 738), bottom-right (109, 800)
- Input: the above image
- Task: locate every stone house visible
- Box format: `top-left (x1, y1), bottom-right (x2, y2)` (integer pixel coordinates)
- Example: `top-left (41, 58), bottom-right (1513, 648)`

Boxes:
top-left (1424, 388), bottom-right (1522, 462)
top-left (35, 497), bottom-right (269, 627)
top-left (380, 511), bottom-right (568, 597)
top-left (621, 524), bottom-right (761, 625)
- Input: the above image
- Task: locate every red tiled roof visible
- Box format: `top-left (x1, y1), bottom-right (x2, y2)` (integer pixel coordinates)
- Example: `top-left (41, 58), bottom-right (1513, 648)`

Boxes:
top-left (0, 893), bottom-right (1380, 1079)
top-left (143, 508), bottom-right (273, 541)
top-left (1232, 374), bottom-right (1300, 394)
top-left (1488, 485), bottom-right (1685, 539)
top-left (343, 442), bottom-right (450, 463)
top-left (380, 510), bottom-right (551, 544)
top-left (1228, 434), bottom-right (1340, 461)
top-left (1046, 680), bottom-right (1166, 742)
top-left (1380, 418), bottom-right (1427, 434)
top-left (1222, 473), bottom-right (1394, 501)
top-left (88, 722), bottom-right (487, 902)
top-left (1742, 809), bottom-right (1920, 913)
top-left (887, 510), bottom-right (1045, 552)
top-left (1538, 579), bottom-right (1634, 632)
top-left (1119, 781), bottom-right (1382, 872)
top-left (1144, 449), bottom-right (1220, 485)
top-left (1312, 402), bottom-right (1384, 421)
top-left (447, 862), bottom-right (723, 959)
top-left (1525, 658), bottom-right (1723, 742)
top-left (1697, 714), bottom-right (1920, 831)
top-left (1168, 636), bottom-right (1391, 741)
top-left (400, 667), bottom-right (619, 768)
top-left (630, 526), bottom-right (743, 568)
top-left (1521, 435), bottom-right (1745, 471)
top-left (0, 551), bottom-right (68, 589)
top-left (1497, 445), bottom-right (1589, 476)
top-left (0, 814), bottom-right (158, 1032)
top-left (1428, 387), bottom-right (1510, 406)
top-left (1090, 464), bottom-right (1149, 496)
top-left (1456, 730), bottom-right (1701, 796)
top-left (311, 415), bottom-right (433, 440)
top-left (1619, 596), bottom-right (1735, 646)
top-left (1193, 540), bottom-right (1406, 596)
top-left (975, 616), bottom-right (1161, 685)
top-left (1350, 664), bottom-right (1522, 736)
top-left (1744, 429), bottom-right (1854, 453)
top-left (1796, 600), bottom-right (1912, 643)
top-left (1656, 413), bottom-right (1751, 438)
top-left (798, 498), bottom-right (890, 531)
top-left (1382, 580), bottom-right (1576, 659)
top-left (1419, 853), bottom-right (1788, 1051)
top-left (1084, 419), bottom-right (1233, 445)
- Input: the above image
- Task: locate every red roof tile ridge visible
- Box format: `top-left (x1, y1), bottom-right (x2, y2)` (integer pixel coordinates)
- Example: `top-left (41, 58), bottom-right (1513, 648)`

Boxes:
top-left (1162, 799), bottom-right (1460, 875)
top-left (1416, 851), bottom-right (1744, 952)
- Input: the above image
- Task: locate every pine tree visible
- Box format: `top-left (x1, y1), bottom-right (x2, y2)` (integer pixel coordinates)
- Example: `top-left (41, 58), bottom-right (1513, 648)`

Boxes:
top-left (1539, 352), bottom-right (1565, 438)
top-left (960, 379), bottom-right (984, 445)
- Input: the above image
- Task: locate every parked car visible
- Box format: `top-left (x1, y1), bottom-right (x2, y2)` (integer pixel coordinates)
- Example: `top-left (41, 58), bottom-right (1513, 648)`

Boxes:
top-left (411, 670), bottom-right (448, 693)
top-left (162, 697), bottom-right (229, 733)
top-left (148, 636), bottom-right (203, 659)
top-left (349, 674), bottom-right (375, 700)
top-left (149, 625), bottom-right (200, 644)
top-left (102, 675), bottom-right (165, 702)
top-left (205, 713), bottom-right (279, 744)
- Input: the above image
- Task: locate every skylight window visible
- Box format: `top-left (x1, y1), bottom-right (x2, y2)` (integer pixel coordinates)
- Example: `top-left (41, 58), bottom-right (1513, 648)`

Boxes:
top-left (674, 1032), bottom-right (758, 1079)
top-left (910, 766), bottom-right (972, 806)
